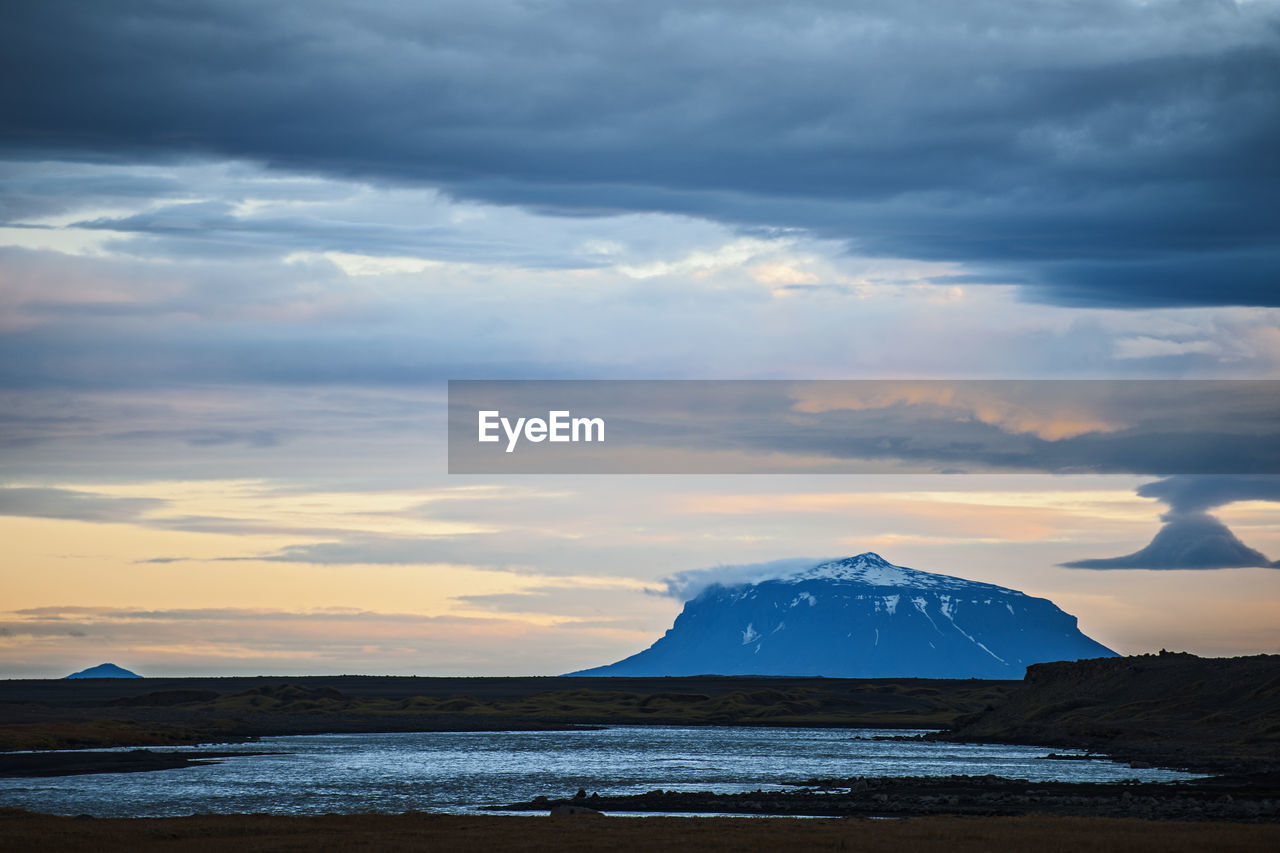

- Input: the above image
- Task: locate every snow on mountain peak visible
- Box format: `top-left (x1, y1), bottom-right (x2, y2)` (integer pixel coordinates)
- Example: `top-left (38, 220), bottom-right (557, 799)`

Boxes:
top-left (783, 552), bottom-right (1018, 595)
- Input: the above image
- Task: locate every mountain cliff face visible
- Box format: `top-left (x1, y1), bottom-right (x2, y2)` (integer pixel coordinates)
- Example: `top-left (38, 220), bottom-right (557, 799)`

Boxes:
top-left (943, 652), bottom-right (1280, 773)
top-left (572, 553), bottom-right (1117, 679)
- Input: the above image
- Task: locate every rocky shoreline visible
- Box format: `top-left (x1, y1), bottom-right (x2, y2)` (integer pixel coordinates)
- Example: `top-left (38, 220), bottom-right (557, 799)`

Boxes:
top-left (497, 773), bottom-right (1280, 822)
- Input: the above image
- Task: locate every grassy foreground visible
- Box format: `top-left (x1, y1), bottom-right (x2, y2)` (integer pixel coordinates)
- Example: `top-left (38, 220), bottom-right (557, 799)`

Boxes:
top-left (0, 675), bottom-right (1016, 752)
top-left (1, 811), bottom-right (1277, 852)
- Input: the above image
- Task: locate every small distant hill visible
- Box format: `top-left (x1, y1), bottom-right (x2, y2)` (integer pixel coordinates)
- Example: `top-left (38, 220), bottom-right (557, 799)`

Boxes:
top-left (64, 663), bottom-right (142, 679)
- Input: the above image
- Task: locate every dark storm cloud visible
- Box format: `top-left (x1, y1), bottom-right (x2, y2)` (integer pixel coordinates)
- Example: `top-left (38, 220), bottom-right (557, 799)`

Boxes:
top-left (1065, 474), bottom-right (1280, 570)
top-left (3, 1), bottom-right (1277, 306)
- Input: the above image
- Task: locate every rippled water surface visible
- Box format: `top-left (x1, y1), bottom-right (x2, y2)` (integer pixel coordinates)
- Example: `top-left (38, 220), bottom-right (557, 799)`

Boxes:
top-left (0, 726), bottom-right (1201, 817)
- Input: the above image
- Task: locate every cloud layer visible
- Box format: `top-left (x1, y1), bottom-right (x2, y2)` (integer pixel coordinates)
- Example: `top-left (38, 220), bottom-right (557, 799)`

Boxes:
top-left (450, 380), bottom-right (1280, 476)
top-left (4, 1), bottom-right (1279, 306)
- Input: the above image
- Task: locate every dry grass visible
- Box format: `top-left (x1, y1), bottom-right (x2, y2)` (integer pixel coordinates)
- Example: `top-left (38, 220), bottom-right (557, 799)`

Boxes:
top-left (176, 683), bottom-right (1008, 727)
top-left (1, 679), bottom-right (1018, 751)
top-left (0, 720), bottom-right (212, 751)
top-left (0, 811), bottom-right (1276, 853)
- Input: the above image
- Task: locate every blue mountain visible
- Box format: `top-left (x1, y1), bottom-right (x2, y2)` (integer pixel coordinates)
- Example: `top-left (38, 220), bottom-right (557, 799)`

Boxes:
top-left (572, 553), bottom-right (1117, 679)
top-left (65, 663), bottom-right (142, 679)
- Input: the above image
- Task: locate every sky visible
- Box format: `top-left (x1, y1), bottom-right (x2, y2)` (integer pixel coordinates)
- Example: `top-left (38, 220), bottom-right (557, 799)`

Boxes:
top-left (1, 0), bottom-right (1278, 677)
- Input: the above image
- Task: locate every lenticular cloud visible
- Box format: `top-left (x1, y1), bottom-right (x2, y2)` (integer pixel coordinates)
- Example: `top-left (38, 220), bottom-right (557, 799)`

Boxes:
top-left (1065, 476), bottom-right (1280, 570)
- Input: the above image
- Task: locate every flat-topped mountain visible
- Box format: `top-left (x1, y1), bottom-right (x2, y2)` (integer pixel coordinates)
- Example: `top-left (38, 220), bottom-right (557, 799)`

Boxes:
top-left (571, 553), bottom-right (1117, 679)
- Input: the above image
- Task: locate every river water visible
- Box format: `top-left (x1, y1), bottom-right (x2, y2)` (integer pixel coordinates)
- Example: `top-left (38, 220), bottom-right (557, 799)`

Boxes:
top-left (0, 726), bottom-right (1201, 817)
